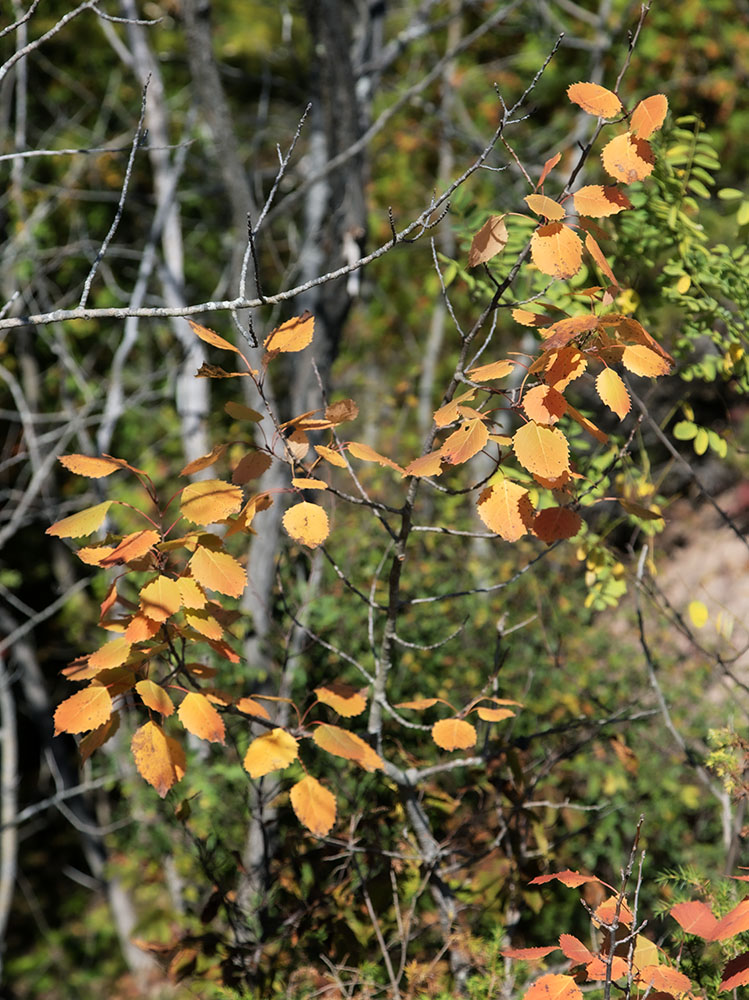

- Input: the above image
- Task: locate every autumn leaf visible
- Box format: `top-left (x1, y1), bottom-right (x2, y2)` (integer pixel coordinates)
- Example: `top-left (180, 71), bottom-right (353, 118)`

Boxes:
top-left (58, 454), bottom-right (123, 478)
top-left (176, 577), bottom-right (206, 610)
top-left (476, 706), bottom-right (515, 722)
top-left (313, 724), bottom-right (383, 771)
top-left (466, 359), bottom-right (515, 381)
top-left (669, 900), bottom-right (719, 939)
top-left (291, 477), bottom-right (328, 490)
top-left (315, 444), bottom-right (347, 468)
top-left (503, 946), bottom-right (559, 960)
top-left (533, 507), bottom-right (582, 543)
top-left (315, 682), bottom-right (367, 718)
top-left (567, 82), bottom-right (622, 118)
top-left (531, 223), bottom-right (583, 279)
top-left (432, 718), bottom-right (477, 751)
top-left (88, 636), bottom-right (132, 671)
top-left (586, 956), bottom-right (628, 981)
top-left (100, 529), bottom-right (160, 567)
top-left (290, 776), bottom-right (336, 836)
top-left (559, 934), bottom-right (594, 965)
top-left (180, 444), bottom-right (227, 477)
top-left (136, 679), bottom-right (175, 716)
top-left (523, 973), bottom-right (582, 1000)
top-left (394, 698), bottom-right (441, 710)
top-left (594, 896), bottom-right (633, 925)
top-left (54, 685), bottom-right (113, 735)
top-left (225, 402), bottom-right (263, 421)
top-left (188, 319), bottom-right (241, 354)
top-left (585, 233), bottom-right (619, 286)
top-left (719, 953), bottom-right (749, 992)
top-left (347, 440), bottom-right (404, 472)
top-left (433, 388), bottom-right (477, 427)
top-left (638, 967), bottom-right (692, 994)
top-left (178, 692), bottom-right (225, 744)
top-left (468, 215), bottom-right (508, 267)
top-left (264, 311), bottom-right (314, 353)
top-left (523, 385), bottom-right (567, 425)
top-left (189, 546), bottom-right (246, 598)
top-left (180, 480), bottom-right (243, 526)
top-left (513, 308), bottom-right (557, 327)
top-left (712, 899), bottom-right (749, 941)
top-left (139, 575), bottom-right (182, 622)
top-left (325, 398), bottom-right (359, 424)
top-left (541, 314), bottom-right (599, 351)
top-left (243, 728), bottom-right (299, 778)
top-left (530, 870), bottom-right (603, 888)
top-left (47, 501), bottom-right (113, 539)
top-left (79, 713), bottom-right (120, 763)
top-left (282, 501), bottom-right (330, 548)
top-left (236, 697), bottom-right (271, 720)
top-left (619, 345), bottom-right (672, 376)
top-left (513, 423), bottom-right (570, 479)
top-left (596, 368), bottom-right (631, 419)
top-left (184, 610), bottom-right (224, 640)
top-left (440, 418), bottom-right (489, 465)
top-left (537, 152), bottom-right (561, 188)
top-left (403, 450), bottom-right (444, 478)
top-left (630, 94), bottom-right (668, 139)
top-left (573, 185), bottom-right (632, 218)
top-left (124, 614), bottom-right (161, 642)
top-left (476, 479), bottom-right (534, 542)
top-left (524, 194), bottom-right (565, 221)
top-left (601, 133), bottom-right (655, 183)
top-left (544, 347), bottom-right (588, 390)
top-left (131, 720), bottom-right (186, 798)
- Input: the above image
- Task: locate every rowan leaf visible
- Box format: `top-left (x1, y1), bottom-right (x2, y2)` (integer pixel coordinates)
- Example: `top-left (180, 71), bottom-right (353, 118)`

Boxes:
top-left (313, 724), bottom-right (383, 771)
top-left (178, 692), bottom-right (225, 744)
top-left (315, 682), bottom-right (367, 718)
top-left (243, 728), bottom-right (299, 778)
top-left (139, 575), bottom-right (182, 622)
top-left (432, 718), bottom-right (477, 751)
top-left (136, 679), bottom-right (175, 716)
top-left (315, 444), bottom-right (347, 468)
top-left (54, 685), bottom-right (113, 735)
top-left (189, 546), bottom-right (246, 598)
top-left (719, 952), bottom-right (749, 992)
top-left (630, 94), bottom-right (668, 139)
top-left (403, 450), bottom-right (444, 478)
top-left (468, 215), bottom-right (508, 267)
top-left (58, 454), bottom-right (123, 478)
top-left (596, 369), bottom-right (631, 419)
top-left (523, 973), bottom-right (582, 1000)
top-left (100, 529), bottom-right (160, 567)
top-left (524, 194), bottom-right (565, 221)
top-left (88, 636), bottom-right (132, 671)
top-left (601, 133), bottom-right (655, 183)
top-left (567, 82), bottom-right (622, 118)
top-left (47, 501), bottom-right (113, 539)
top-left (131, 720), bottom-right (186, 798)
top-left (181, 480), bottom-right (243, 525)
top-left (573, 185), bottom-right (632, 218)
top-left (533, 507), bottom-right (583, 543)
top-left (477, 479), bottom-right (534, 542)
top-left (290, 775), bottom-right (336, 836)
top-left (559, 934), bottom-right (594, 965)
top-left (264, 311), bottom-right (314, 353)
top-left (523, 385), bottom-right (567, 425)
top-left (282, 501), bottom-right (330, 548)
top-left (670, 900), bottom-right (719, 938)
top-left (440, 419), bottom-right (489, 465)
top-left (347, 441), bottom-right (404, 472)
top-left (179, 444), bottom-right (227, 477)
top-left (513, 423), bottom-right (570, 479)
top-left (531, 223), bottom-right (584, 279)
top-left (466, 359), bottom-right (515, 381)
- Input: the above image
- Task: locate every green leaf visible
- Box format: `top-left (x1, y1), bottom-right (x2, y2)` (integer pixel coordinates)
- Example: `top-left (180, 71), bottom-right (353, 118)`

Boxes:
top-left (693, 427), bottom-right (709, 455)
top-left (718, 188), bottom-right (743, 200)
top-left (672, 420), bottom-right (697, 441)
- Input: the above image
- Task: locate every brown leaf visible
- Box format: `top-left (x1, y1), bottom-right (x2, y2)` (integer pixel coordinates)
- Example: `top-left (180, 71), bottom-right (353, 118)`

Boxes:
top-left (533, 507), bottom-right (583, 544)
top-left (325, 398), bottom-right (359, 424)
top-left (468, 215), bottom-right (508, 267)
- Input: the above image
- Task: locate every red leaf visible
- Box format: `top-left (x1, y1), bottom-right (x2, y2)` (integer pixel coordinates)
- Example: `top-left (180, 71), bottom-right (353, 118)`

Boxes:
top-left (530, 870), bottom-right (602, 888)
top-left (669, 900), bottom-right (719, 939)
top-left (503, 946), bottom-right (559, 960)
top-left (719, 952), bottom-right (749, 991)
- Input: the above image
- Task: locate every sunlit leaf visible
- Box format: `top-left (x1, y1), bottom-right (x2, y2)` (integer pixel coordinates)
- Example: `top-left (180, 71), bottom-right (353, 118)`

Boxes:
top-left (315, 682), bottom-right (367, 718)
top-left (184, 610), bottom-right (224, 640)
top-left (47, 501), bottom-right (112, 539)
top-left (189, 546), bottom-right (246, 598)
top-left (236, 697), bottom-right (271, 720)
top-left (596, 369), bottom-right (630, 419)
top-left (54, 685), bottom-right (113, 735)
top-left (712, 899), bottom-right (749, 941)
top-left (523, 385), bottom-right (567, 425)
top-left (189, 319), bottom-right (241, 353)
top-left (573, 185), bottom-right (632, 217)
top-left (282, 501), bottom-right (330, 548)
top-left (525, 194), bottom-right (565, 221)
top-left (313, 724), bottom-right (383, 771)
top-left (586, 956), bottom-right (628, 981)
top-left (601, 133), bottom-right (655, 183)
top-left (243, 728), bottom-right (299, 778)
top-left (523, 973), bottom-right (582, 1000)
top-left (544, 347), bottom-right (588, 390)
top-left (594, 896), bottom-right (633, 925)
top-left (468, 215), bottom-right (508, 267)
top-left (431, 718), bottom-right (477, 751)
top-left (567, 82), bottom-right (621, 118)
top-left (565, 402), bottom-right (609, 444)
top-left (290, 775), bottom-right (336, 836)
top-left (292, 477), bottom-right (328, 490)
top-left (131, 720), bottom-right (186, 798)
top-left (440, 418), bottom-right (489, 465)
top-left (394, 698), bottom-right (441, 710)
top-left (136, 679), bottom-right (175, 716)
top-left (619, 345), bottom-right (672, 376)
top-left (584, 233), bottom-right (619, 287)
top-left (559, 934), bottom-right (594, 965)
top-left (466, 359), bottom-right (515, 381)
top-left (139, 575), bottom-right (182, 623)
top-left (88, 636), bottom-right (132, 671)
top-left (670, 900), bottom-right (718, 939)
top-left (688, 600), bottom-right (709, 628)
top-left (264, 311), bottom-right (314, 353)
top-left (180, 444), bottom-right (227, 477)
top-left (433, 388), bottom-right (476, 427)
top-left (347, 440), bottom-right (404, 472)
top-left (541, 314), bottom-right (599, 350)
top-left (76, 545), bottom-right (116, 566)
top-left (533, 507), bottom-right (583, 543)
top-left (537, 152), bottom-right (561, 188)
top-left (403, 450), bottom-right (444, 478)
top-left (719, 953), bottom-right (749, 992)
top-left (513, 423), bottom-right (570, 479)
top-left (513, 308), bottom-right (556, 327)
top-left (58, 454), bottom-right (122, 478)
top-left (124, 613), bottom-right (161, 642)
top-left (100, 529), bottom-right (160, 567)
top-left (175, 577), bottom-right (206, 610)
top-left (477, 479), bottom-right (534, 542)
top-left (503, 946), bottom-right (559, 960)
top-left (476, 706), bottom-right (515, 722)
top-left (638, 967), bottom-right (692, 994)
top-left (530, 870), bottom-right (603, 888)
top-left (531, 223), bottom-right (583, 279)
top-left (315, 444), bottom-right (347, 468)
top-left (178, 691), bottom-right (225, 744)
top-left (630, 94), bottom-right (668, 139)
top-left (181, 480), bottom-right (243, 525)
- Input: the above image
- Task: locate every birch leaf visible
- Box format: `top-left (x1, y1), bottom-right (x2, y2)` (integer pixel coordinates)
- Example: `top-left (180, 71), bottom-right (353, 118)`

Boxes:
top-left (131, 720), bottom-right (186, 798)
top-left (47, 502), bottom-right (112, 539)
top-left (290, 776), bottom-right (336, 836)
top-left (178, 691), bottom-right (225, 744)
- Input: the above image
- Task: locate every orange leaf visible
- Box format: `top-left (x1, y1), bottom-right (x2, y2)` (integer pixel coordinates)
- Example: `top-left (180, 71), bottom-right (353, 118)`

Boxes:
top-left (586, 956), bottom-right (628, 981)
top-left (290, 775), bottom-right (336, 836)
top-left (184, 610), bottom-right (224, 640)
top-left (537, 152), bottom-right (561, 188)
top-left (513, 423), bottom-right (570, 479)
top-left (139, 575), bottom-right (182, 622)
top-left (573, 185), bottom-right (632, 218)
top-left (503, 946), bottom-right (559, 960)
top-left (531, 223), bottom-right (584, 279)
top-left (712, 899), bottom-right (749, 941)
top-left (467, 359), bottom-right (515, 381)
top-left (231, 450), bottom-right (272, 484)
top-left (314, 444), bottom-right (347, 468)
top-left (620, 344), bottom-right (672, 376)
top-left (595, 896), bottom-right (633, 926)
top-left (468, 215), bottom-right (508, 267)
top-left (79, 713), bottom-right (120, 763)
top-left (432, 718), bottom-right (477, 751)
top-left (567, 82), bottom-right (622, 118)
top-left (638, 966), bottom-right (692, 994)
top-left (541, 314), bottom-right (599, 351)
top-left (523, 385), bottom-right (567, 425)
top-left (236, 697), bottom-right (271, 720)
top-left (100, 529), bottom-right (160, 567)
top-left (477, 479), bottom-right (534, 542)
top-left (77, 545), bottom-right (116, 566)
top-left (585, 233), bottom-right (619, 287)
top-left (282, 501), bottom-right (330, 548)
top-left (347, 440), bottom-right (404, 472)
top-left (524, 194), bottom-right (565, 221)
top-left (565, 402), bottom-right (609, 444)
top-left (188, 319), bottom-right (241, 353)
top-left (403, 450), bottom-right (444, 478)
top-left (476, 706), bottom-right (515, 722)
top-left (601, 133), bottom-right (655, 183)
top-left (630, 94), bottom-right (668, 139)
top-left (47, 501), bottom-right (112, 539)
top-left (125, 613), bottom-right (161, 642)
top-left (719, 953), bottom-right (749, 992)
top-left (440, 418), bottom-right (489, 465)
top-left (131, 720), bottom-right (186, 798)
top-left (136, 679), bottom-right (175, 716)
top-left (394, 698), bottom-right (441, 710)
top-left (88, 636), bottom-right (132, 671)
top-left (292, 477), bottom-right (327, 490)
top-left (244, 728), bottom-right (299, 778)
top-left (58, 454), bottom-right (123, 478)
top-left (559, 934), bottom-right (594, 965)
top-left (523, 973), bottom-right (582, 1000)
top-left (533, 507), bottom-right (582, 543)
top-left (596, 369), bottom-right (630, 419)
top-left (264, 311), bottom-right (314, 353)
top-left (530, 871), bottom-right (602, 888)
top-left (178, 691), bottom-right (225, 744)
top-left (54, 685), bottom-right (113, 735)
top-left (180, 480), bottom-right (243, 526)
top-left (179, 444), bottom-right (227, 477)
top-left (315, 682), bottom-right (367, 718)
top-left (513, 308), bottom-right (556, 327)
top-left (313, 724), bottom-right (383, 771)
top-left (544, 347), bottom-right (588, 390)
top-left (189, 546), bottom-right (246, 598)
top-left (670, 900), bottom-right (719, 939)
top-left (434, 388), bottom-right (477, 427)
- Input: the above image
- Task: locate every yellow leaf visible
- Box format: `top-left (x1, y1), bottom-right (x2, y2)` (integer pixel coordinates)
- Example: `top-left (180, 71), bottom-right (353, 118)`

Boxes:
top-left (476, 707), bottom-right (516, 722)
top-left (190, 546), bottom-right (247, 598)
top-left (601, 133), bottom-right (655, 183)
top-left (139, 575), bottom-right (182, 622)
top-left (476, 479), bottom-right (534, 542)
top-left (523, 385), bottom-right (567, 425)
top-left (176, 577), bottom-right (207, 610)
top-left (236, 697), bottom-right (271, 720)
top-left (630, 94), bottom-right (668, 139)
top-left (315, 444), bottom-right (347, 468)
top-left (124, 613), bottom-right (161, 642)
top-left (347, 440), bottom-right (404, 472)
top-left (282, 501), bottom-right (330, 548)
top-left (433, 388), bottom-right (477, 427)
top-left (596, 368), bottom-right (631, 419)
top-left (54, 685), bottom-right (113, 735)
top-left (243, 728), bottom-right (299, 778)
top-left (403, 450), bottom-right (444, 478)
top-left (513, 422), bottom-right (570, 479)
top-left (178, 691), bottom-right (225, 744)
top-left (58, 454), bottom-right (122, 478)
top-left (513, 308), bottom-right (556, 327)
top-left (468, 215), bottom-right (508, 267)
top-left (88, 636), bottom-right (132, 671)
top-left (179, 444), bottom-right (227, 477)
top-left (184, 610), bottom-right (224, 640)
top-left (131, 720), bottom-right (186, 798)
top-left (432, 718), bottom-right (477, 751)
top-left (523, 973), bottom-right (582, 1000)
top-left (314, 682), bottom-right (367, 718)
top-left (312, 724), bottom-right (383, 771)
top-left (292, 477), bottom-right (328, 490)
top-left (620, 344), bottom-right (672, 376)
top-left (567, 82), bottom-right (622, 118)
top-left (544, 347), bottom-right (588, 390)
top-left (573, 185), bottom-right (632, 218)
top-left (181, 480), bottom-right (243, 525)
top-left (136, 679), bottom-right (175, 716)
top-left (531, 223), bottom-right (583, 279)
top-left (688, 600), bottom-right (709, 628)
top-left (290, 775), bottom-right (336, 836)
top-left (264, 311), bottom-right (315, 353)
top-left (100, 529), bottom-right (160, 567)
top-left (524, 194), bottom-right (565, 221)
top-left (585, 233), bottom-right (619, 287)
top-left (466, 359), bottom-right (515, 381)
top-left (395, 698), bottom-right (441, 710)
top-left (76, 545), bottom-right (117, 566)
top-left (440, 418), bottom-right (489, 465)
top-left (188, 319), bottom-right (240, 353)
top-left (47, 501), bottom-right (112, 539)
